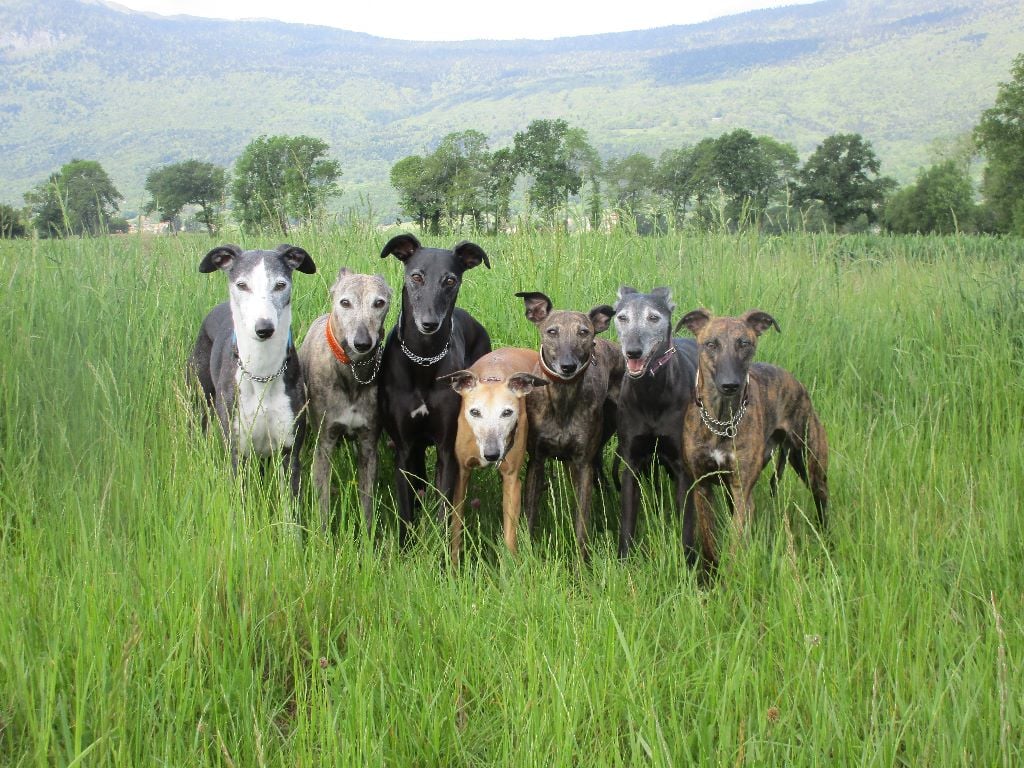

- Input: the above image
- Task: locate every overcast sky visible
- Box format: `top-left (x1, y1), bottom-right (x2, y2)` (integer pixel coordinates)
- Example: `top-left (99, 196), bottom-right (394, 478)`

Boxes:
top-left (109, 0), bottom-right (819, 41)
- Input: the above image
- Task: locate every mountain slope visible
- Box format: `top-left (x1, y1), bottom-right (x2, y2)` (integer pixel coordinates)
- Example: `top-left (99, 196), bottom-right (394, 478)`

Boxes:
top-left (1, 0), bottom-right (1021, 213)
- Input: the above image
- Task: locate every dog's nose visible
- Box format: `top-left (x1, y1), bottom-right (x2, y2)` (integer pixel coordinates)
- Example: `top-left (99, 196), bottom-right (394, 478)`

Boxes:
top-left (625, 349), bottom-right (643, 360)
top-left (354, 340), bottom-right (372, 353)
top-left (559, 362), bottom-right (577, 376)
top-left (484, 449), bottom-right (501, 462)
top-left (718, 381), bottom-right (740, 396)
top-left (254, 321), bottom-right (275, 340)
top-left (421, 320), bottom-right (440, 333)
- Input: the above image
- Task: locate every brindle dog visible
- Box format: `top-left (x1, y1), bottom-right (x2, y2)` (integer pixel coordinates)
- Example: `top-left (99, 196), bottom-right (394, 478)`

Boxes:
top-left (516, 291), bottom-right (624, 562)
top-left (677, 309), bottom-right (829, 571)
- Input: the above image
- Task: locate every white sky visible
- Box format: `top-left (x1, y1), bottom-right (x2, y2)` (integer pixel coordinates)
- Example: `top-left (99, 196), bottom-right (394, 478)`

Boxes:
top-left (108, 0), bottom-right (819, 41)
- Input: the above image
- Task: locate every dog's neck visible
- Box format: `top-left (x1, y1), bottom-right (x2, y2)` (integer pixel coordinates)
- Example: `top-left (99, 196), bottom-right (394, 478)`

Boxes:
top-left (232, 305), bottom-right (292, 382)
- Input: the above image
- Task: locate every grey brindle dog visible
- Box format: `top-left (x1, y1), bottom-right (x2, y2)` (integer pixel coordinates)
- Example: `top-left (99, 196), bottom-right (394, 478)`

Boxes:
top-left (189, 243), bottom-right (316, 496)
top-left (378, 233), bottom-right (492, 548)
top-left (613, 286), bottom-right (699, 560)
top-left (299, 268), bottom-right (392, 534)
top-left (516, 291), bottom-right (624, 562)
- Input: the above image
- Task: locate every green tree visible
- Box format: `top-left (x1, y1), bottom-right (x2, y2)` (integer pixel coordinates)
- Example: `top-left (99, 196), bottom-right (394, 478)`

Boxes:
top-left (794, 133), bottom-right (895, 229)
top-left (0, 204), bottom-right (27, 238)
top-left (883, 161), bottom-right (977, 234)
top-left (144, 159), bottom-right (227, 234)
top-left (654, 147), bottom-right (699, 231)
top-left (430, 130), bottom-right (491, 230)
top-left (24, 159), bottom-right (123, 237)
top-left (512, 119), bottom-right (589, 225)
top-left (231, 135), bottom-right (341, 233)
top-left (603, 153), bottom-right (655, 227)
top-left (482, 147), bottom-right (518, 234)
top-left (390, 155), bottom-right (442, 232)
top-left (975, 54), bottom-right (1024, 234)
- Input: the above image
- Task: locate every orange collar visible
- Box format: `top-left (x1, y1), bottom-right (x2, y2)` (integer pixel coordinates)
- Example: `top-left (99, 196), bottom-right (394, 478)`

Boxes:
top-left (325, 317), bottom-right (350, 365)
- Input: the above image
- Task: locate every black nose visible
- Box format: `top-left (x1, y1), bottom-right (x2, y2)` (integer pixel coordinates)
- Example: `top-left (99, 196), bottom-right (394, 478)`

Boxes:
top-left (625, 349), bottom-right (643, 360)
top-left (421, 320), bottom-right (439, 333)
top-left (560, 363), bottom-right (577, 375)
top-left (255, 322), bottom-right (275, 340)
top-left (719, 381), bottom-right (740, 395)
top-left (354, 340), bottom-right (372, 353)
top-left (484, 450), bottom-right (501, 462)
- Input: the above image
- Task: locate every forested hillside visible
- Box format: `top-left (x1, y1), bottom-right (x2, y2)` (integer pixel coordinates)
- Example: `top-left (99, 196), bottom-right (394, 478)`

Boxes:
top-left (1, 0), bottom-right (1022, 212)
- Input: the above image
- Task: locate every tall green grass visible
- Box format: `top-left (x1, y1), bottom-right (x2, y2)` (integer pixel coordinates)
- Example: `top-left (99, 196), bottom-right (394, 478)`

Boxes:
top-left (0, 229), bottom-right (1020, 765)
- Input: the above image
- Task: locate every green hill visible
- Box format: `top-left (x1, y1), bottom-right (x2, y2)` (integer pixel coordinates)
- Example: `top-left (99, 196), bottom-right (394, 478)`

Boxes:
top-left (1, 0), bottom-right (1021, 215)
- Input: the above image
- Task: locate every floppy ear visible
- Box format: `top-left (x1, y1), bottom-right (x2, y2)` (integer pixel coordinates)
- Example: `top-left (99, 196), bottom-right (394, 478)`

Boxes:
top-left (199, 244), bottom-right (242, 273)
top-left (589, 305), bottom-right (615, 335)
top-left (516, 291), bottom-right (553, 324)
top-left (454, 241), bottom-right (490, 270)
top-left (506, 372), bottom-right (548, 397)
top-left (438, 369), bottom-right (478, 394)
top-left (742, 310), bottom-right (780, 336)
top-left (676, 308), bottom-right (712, 337)
top-left (277, 244), bottom-right (316, 274)
top-left (651, 286), bottom-right (676, 315)
top-left (380, 233), bottom-right (421, 261)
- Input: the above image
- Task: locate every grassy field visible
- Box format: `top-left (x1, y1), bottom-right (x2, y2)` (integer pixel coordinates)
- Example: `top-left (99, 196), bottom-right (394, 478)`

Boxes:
top-left (0, 228), bottom-right (1021, 766)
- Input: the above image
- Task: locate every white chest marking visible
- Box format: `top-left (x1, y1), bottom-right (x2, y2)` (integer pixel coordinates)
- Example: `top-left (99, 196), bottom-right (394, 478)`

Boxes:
top-left (711, 449), bottom-right (731, 467)
top-left (334, 403), bottom-right (369, 432)
top-left (233, 373), bottom-right (296, 456)
top-left (411, 403), bottom-right (429, 419)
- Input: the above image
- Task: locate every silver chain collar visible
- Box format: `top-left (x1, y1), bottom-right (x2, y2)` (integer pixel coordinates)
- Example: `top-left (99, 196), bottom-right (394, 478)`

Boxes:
top-left (695, 370), bottom-right (748, 438)
top-left (237, 352), bottom-right (288, 384)
top-left (397, 312), bottom-right (454, 366)
top-left (348, 343), bottom-right (384, 385)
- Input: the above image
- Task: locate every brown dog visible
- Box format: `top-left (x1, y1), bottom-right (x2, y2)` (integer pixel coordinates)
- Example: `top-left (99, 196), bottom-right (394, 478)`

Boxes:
top-left (439, 348), bottom-right (547, 566)
top-left (516, 291), bottom-right (624, 562)
top-left (676, 309), bottom-right (829, 570)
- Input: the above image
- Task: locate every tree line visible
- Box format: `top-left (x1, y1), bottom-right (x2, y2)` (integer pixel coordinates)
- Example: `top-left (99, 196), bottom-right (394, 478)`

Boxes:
top-left (3, 53), bottom-right (1024, 239)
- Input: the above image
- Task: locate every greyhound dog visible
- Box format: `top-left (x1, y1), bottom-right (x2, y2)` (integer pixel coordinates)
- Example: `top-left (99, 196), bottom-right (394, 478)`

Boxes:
top-left (189, 243), bottom-right (316, 496)
top-left (378, 233), bottom-right (491, 547)
top-left (613, 286), bottom-right (700, 560)
top-left (516, 291), bottom-right (624, 562)
top-left (439, 348), bottom-right (547, 566)
top-left (299, 268), bottom-right (392, 534)
top-left (676, 308), bottom-right (829, 570)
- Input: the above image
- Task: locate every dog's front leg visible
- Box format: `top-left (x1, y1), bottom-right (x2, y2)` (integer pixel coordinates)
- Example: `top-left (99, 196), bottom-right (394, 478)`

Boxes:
top-left (617, 456), bottom-right (642, 559)
top-left (393, 444), bottom-right (426, 549)
top-left (523, 452), bottom-right (545, 535)
top-left (569, 460), bottom-right (594, 563)
top-left (355, 428), bottom-right (380, 537)
top-left (500, 461), bottom-right (523, 555)
top-left (312, 426), bottom-right (338, 533)
top-left (693, 481), bottom-right (718, 574)
top-left (450, 465), bottom-right (470, 567)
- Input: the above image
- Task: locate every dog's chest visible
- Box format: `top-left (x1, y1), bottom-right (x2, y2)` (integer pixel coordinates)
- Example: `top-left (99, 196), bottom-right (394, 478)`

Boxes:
top-left (322, 383), bottom-right (376, 434)
top-left (233, 375), bottom-right (296, 455)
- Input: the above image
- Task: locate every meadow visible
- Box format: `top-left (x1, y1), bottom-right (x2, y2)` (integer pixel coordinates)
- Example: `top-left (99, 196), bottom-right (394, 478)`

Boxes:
top-left (0, 227), bottom-right (1020, 766)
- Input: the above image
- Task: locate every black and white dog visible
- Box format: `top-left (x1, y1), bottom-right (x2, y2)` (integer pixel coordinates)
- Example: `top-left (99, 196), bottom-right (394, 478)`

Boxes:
top-left (378, 233), bottom-right (491, 547)
top-left (189, 243), bottom-right (316, 495)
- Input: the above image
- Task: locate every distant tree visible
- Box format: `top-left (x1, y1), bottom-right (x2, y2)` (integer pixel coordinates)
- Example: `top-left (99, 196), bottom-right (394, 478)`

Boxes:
top-left (565, 130), bottom-right (603, 230)
top-left (512, 119), bottom-right (588, 225)
top-left (0, 204), bottom-right (27, 238)
top-left (24, 159), bottom-right (123, 237)
top-left (974, 53), bottom-right (1024, 234)
top-left (390, 155), bottom-right (442, 233)
top-left (654, 147), bottom-right (699, 230)
top-left (231, 135), bottom-right (341, 233)
top-left (603, 153), bottom-right (656, 227)
top-left (143, 160), bottom-right (227, 234)
top-left (431, 130), bottom-right (490, 229)
top-left (482, 147), bottom-right (518, 234)
top-left (794, 133), bottom-right (895, 229)
top-left (883, 161), bottom-right (977, 234)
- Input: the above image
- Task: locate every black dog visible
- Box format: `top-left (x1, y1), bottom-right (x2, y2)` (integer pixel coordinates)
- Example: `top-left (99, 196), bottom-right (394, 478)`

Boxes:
top-left (613, 286), bottom-right (699, 560)
top-left (378, 233), bottom-right (491, 547)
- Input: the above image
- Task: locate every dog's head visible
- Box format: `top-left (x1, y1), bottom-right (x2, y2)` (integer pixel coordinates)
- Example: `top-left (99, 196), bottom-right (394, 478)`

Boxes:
top-left (676, 309), bottom-right (780, 396)
top-left (614, 286), bottom-right (675, 378)
top-left (516, 291), bottom-right (614, 381)
top-left (441, 369), bottom-right (547, 466)
top-left (200, 243), bottom-right (316, 343)
top-left (327, 268), bottom-right (392, 360)
top-left (381, 233), bottom-right (489, 336)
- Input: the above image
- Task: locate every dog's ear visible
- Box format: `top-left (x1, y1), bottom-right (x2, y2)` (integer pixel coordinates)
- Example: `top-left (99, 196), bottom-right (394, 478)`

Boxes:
top-left (454, 241), bottom-right (490, 271)
top-left (506, 372), bottom-right (548, 397)
top-left (589, 305), bottom-right (615, 335)
top-left (516, 291), bottom-right (552, 324)
top-left (651, 286), bottom-right (676, 315)
top-left (617, 285), bottom-right (638, 301)
top-left (438, 369), bottom-right (478, 394)
top-left (334, 266), bottom-right (352, 281)
top-left (277, 244), bottom-right (316, 274)
top-left (381, 233), bottom-right (421, 262)
top-left (676, 308), bottom-right (712, 337)
top-left (742, 310), bottom-right (780, 336)
top-left (199, 244), bottom-right (242, 273)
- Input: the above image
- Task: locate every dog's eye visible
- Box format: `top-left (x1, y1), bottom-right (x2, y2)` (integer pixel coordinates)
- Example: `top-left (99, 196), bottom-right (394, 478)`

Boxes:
top-left (737, 338), bottom-right (752, 349)
top-left (704, 340), bottom-right (719, 351)
top-left (616, 314), bottom-right (628, 323)
top-left (373, 299), bottom-right (386, 308)
top-left (469, 408), bottom-right (482, 418)
top-left (546, 327), bottom-right (558, 336)
top-left (647, 314), bottom-right (660, 324)
top-left (340, 299), bottom-right (352, 309)
top-left (444, 276), bottom-right (457, 287)
top-left (577, 328), bottom-right (590, 337)
top-left (500, 408), bottom-right (514, 418)
top-left (411, 274), bottom-right (424, 285)
top-left (274, 280), bottom-right (287, 291)
top-left (235, 281), bottom-right (249, 292)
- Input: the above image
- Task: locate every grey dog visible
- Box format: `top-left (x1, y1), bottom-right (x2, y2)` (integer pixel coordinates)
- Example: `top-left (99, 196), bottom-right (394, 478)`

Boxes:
top-left (299, 268), bottom-right (393, 534)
